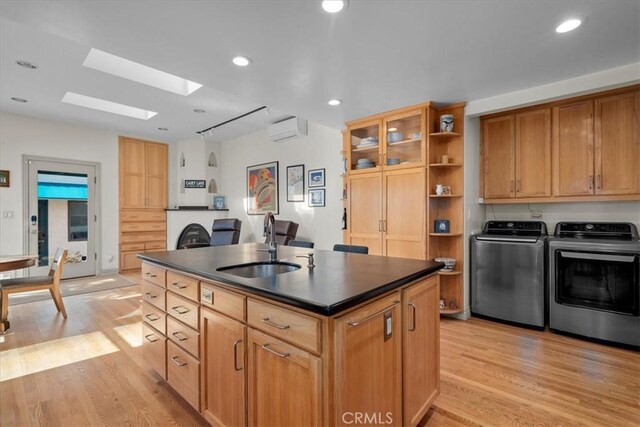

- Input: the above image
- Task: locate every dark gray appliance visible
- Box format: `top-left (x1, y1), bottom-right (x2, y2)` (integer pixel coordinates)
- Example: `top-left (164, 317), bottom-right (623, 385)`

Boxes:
top-left (471, 221), bottom-right (548, 328)
top-left (548, 222), bottom-right (640, 347)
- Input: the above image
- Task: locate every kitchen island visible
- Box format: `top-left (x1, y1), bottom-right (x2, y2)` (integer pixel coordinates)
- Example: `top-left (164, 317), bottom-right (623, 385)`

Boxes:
top-left (138, 243), bottom-right (443, 426)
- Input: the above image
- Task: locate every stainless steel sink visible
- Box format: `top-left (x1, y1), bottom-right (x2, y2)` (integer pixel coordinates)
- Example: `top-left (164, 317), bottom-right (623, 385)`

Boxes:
top-left (217, 261), bottom-right (301, 278)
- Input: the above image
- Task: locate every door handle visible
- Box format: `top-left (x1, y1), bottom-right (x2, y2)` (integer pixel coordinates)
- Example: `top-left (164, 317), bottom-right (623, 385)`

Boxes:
top-left (408, 302), bottom-right (417, 331)
top-left (596, 175), bottom-right (601, 189)
top-left (588, 175), bottom-right (594, 190)
top-left (516, 180), bottom-right (521, 192)
top-left (233, 339), bottom-right (243, 371)
top-left (261, 343), bottom-right (290, 358)
top-left (510, 180), bottom-right (515, 193)
top-left (261, 317), bottom-right (290, 330)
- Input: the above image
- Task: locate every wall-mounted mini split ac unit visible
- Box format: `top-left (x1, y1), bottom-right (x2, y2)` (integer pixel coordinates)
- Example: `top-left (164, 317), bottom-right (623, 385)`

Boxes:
top-left (267, 117), bottom-right (308, 142)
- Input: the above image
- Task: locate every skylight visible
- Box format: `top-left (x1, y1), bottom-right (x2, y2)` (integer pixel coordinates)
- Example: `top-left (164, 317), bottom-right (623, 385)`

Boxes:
top-left (61, 92), bottom-right (158, 120)
top-left (83, 48), bottom-right (202, 96)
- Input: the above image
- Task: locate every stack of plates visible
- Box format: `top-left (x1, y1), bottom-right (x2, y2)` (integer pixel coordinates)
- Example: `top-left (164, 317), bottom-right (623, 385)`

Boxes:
top-left (356, 137), bottom-right (379, 148)
top-left (355, 158), bottom-right (375, 169)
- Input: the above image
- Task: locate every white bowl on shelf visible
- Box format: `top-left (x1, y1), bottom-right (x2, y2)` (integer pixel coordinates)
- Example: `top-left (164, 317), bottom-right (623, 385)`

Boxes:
top-left (387, 132), bottom-right (403, 143)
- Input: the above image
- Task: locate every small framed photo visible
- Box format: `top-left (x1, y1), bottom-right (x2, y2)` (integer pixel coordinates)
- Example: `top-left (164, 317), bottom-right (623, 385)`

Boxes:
top-left (213, 195), bottom-right (226, 209)
top-left (308, 189), bottom-right (325, 207)
top-left (308, 168), bottom-right (325, 188)
top-left (286, 164), bottom-right (305, 202)
top-left (0, 170), bottom-right (9, 188)
top-left (434, 219), bottom-right (450, 233)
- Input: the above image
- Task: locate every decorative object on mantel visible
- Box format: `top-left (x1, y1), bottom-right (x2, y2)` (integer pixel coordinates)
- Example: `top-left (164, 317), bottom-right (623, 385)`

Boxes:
top-left (0, 170), bottom-right (9, 188)
top-left (247, 161), bottom-right (279, 215)
top-left (440, 114), bottom-right (454, 132)
top-left (213, 195), bottom-right (226, 209)
top-left (208, 178), bottom-right (218, 194)
top-left (180, 153), bottom-right (185, 167)
top-left (308, 188), bottom-right (325, 207)
top-left (208, 152), bottom-right (218, 167)
top-left (308, 168), bottom-right (325, 188)
top-left (184, 180), bottom-right (206, 189)
top-left (286, 164), bottom-right (304, 202)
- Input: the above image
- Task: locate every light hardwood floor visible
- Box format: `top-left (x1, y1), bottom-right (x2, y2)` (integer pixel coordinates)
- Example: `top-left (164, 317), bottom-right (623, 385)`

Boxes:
top-left (1, 273), bottom-right (638, 426)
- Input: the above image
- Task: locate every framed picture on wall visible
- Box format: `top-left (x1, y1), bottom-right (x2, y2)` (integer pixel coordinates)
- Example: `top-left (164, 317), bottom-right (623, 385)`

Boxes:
top-left (286, 164), bottom-right (305, 202)
top-left (0, 170), bottom-right (9, 188)
top-left (308, 189), bottom-right (325, 207)
top-left (247, 161), bottom-right (279, 215)
top-left (308, 168), bottom-right (325, 188)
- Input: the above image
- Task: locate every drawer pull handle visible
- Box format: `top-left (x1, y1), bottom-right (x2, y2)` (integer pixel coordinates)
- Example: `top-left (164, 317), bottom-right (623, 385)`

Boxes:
top-left (144, 334), bottom-right (158, 343)
top-left (233, 339), bottom-right (243, 371)
top-left (171, 282), bottom-right (189, 290)
top-left (172, 331), bottom-right (188, 341)
top-left (261, 343), bottom-right (290, 358)
top-left (408, 302), bottom-right (417, 331)
top-left (145, 314), bottom-right (160, 321)
top-left (347, 300), bottom-right (400, 327)
top-left (145, 272), bottom-right (158, 278)
top-left (145, 292), bottom-right (157, 299)
top-left (172, 306), bottom-right (189, 315)
top-left (171, 356), bottom-right (187, 367)
top-left (262, 317), bottom-right (290, 330)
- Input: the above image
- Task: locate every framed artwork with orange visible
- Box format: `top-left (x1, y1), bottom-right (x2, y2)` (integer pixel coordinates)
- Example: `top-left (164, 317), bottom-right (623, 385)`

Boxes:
top-left (247, 161), bottom-right (279, 215)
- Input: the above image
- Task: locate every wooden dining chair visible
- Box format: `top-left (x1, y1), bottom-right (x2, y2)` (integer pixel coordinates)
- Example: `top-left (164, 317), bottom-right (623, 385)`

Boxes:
top-left (0, 248), bottom-right (68, 333)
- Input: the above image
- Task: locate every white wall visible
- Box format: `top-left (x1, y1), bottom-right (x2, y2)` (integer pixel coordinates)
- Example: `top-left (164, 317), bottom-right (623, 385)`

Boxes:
top-left (0, 112), bottom-right (159, 273)
top-left (169, 139), bottom-right (222, 208)
top-left (218, 122), bottom-right (343, 250)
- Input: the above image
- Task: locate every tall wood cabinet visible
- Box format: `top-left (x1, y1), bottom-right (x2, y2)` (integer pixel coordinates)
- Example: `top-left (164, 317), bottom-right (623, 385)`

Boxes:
top-left (343, 101), bottom-right (465, 314)
top-left (119, 137), bottom-right (168, 271)
top-left (481, 85), bottom-right (639, 203)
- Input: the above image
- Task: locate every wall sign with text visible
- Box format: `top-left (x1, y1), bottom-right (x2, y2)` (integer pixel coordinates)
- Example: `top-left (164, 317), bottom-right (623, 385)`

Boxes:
top-left (184, 180), bottom-right (206, 189)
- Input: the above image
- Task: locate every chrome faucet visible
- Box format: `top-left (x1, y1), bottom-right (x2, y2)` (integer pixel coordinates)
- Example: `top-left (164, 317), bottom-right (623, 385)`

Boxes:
top-left (261, 211), bottom-right (277, 262)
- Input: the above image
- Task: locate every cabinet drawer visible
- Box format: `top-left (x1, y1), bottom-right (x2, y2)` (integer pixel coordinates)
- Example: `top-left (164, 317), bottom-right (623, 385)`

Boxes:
top-left (167, 271), bottom-right (199, 302)
top-left (145, 241), bottom-right (166, 250)
top-left (121, 243), bottom-right (145, 252)
top-left (167, 316), bottom-right (199, 358)
top-left (121, 231), bottom-right (167, 243)
top-left (167, 340), bottom-right (200, 411)
top-left (142, 323), bottom-right (166, 380)
top-left (167, 292), bottom-right (199, 330)
top-left (247, 299), bottom-right (321, 354)
top-left (201, 281), bottom-right (246, 321)
top-left (120, 252), bottom-right (142, 271)
top-left (142, 281), bottom-right (166, 311)
top-left (121, 221), bottom-right (166, 233)
top-left (142, 301), bottom-right (166, 335)
top-left (142, 263), bottom-right (166, 287)
top-left (121, 209), bottom-right (166, 222)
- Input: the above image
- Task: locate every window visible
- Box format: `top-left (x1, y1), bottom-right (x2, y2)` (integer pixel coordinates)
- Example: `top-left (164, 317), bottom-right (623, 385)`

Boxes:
top-left (68, 200), bottom-right (88, 241)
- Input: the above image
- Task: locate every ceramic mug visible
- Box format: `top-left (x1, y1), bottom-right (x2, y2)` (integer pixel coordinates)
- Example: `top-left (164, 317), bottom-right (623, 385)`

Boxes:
top-left (435, 184), bottom-right (445, 195)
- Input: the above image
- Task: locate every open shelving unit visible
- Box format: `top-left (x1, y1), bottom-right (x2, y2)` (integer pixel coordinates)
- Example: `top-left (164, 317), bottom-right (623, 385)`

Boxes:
top-left (427, 103), bottom-right (465, 315)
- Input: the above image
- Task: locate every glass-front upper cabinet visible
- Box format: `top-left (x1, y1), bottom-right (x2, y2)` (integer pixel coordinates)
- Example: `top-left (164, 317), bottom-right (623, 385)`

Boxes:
top-left (346, 119), bottom-right (382, 174)
top-left (383, 109), bottom-right (425, 169)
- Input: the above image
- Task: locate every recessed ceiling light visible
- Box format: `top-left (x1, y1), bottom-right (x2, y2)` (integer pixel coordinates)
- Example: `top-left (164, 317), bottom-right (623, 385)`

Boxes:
top-left (328, 98), bottom-right (342, 106)
top-left (322, 0), bottom-right (347, 13)
top-left (61, 92), bottom-right (157, 120)
top-left (16, 60), bottom-right (37, 69)
top-left (11, 97), bottom-right (28, 103)
top-left (83, 48), bottom-right (202, 96)
top-left (556, 19), bottom-right (582, 33)
top-left (232, 56), bottom-right (252, 67)
top-left (158, 127), bottom-right (168, 131)
top-left (194, 108), bottom-right (206, 113)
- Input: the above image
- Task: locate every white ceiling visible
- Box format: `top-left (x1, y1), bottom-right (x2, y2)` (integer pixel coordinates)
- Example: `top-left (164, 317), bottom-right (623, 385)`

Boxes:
top-left (1, 1), bottom-right (638, 143)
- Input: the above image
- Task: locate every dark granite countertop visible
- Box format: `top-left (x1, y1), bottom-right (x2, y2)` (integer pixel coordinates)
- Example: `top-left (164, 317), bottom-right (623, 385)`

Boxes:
top-left (138, 243), bottom-right (444, 316)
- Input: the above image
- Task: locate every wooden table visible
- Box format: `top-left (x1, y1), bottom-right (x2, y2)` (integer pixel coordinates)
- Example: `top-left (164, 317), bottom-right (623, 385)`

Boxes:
top-left (0, 255), bottom-right (37, 333)
top-left (0, 255), bottom-right (37, 273)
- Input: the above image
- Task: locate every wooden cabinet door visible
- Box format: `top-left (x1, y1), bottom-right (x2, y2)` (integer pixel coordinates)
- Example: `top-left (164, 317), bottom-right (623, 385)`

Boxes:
top-left (482, 115), bottom-right (515, 199)
top-left (201, 308), bottom-right (246, 427)
top-left (247, 328), bottom-right (321, 427)
top-left (334, 293), bottom-right (402, 426)
top-left (384, 168), bottom-right (425, 259)
top-left (594, 91), bottom-right (640, 195)
top-left (402, 276), bottom-right (439, 426)
top-left (348, 173), bottom-right (383, 255)
top-left (515, 109), bottom-right (551, 198)
top-left (119, 138), bottom-right (146, 208)
top-left (145, 142), bottom-right (167, 208)
top-left (552, 100), bottom-right (594, 196)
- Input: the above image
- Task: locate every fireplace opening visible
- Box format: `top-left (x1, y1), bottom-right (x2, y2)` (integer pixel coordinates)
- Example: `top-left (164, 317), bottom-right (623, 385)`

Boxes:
top-left (176, 223), bottom-right (210, 249)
